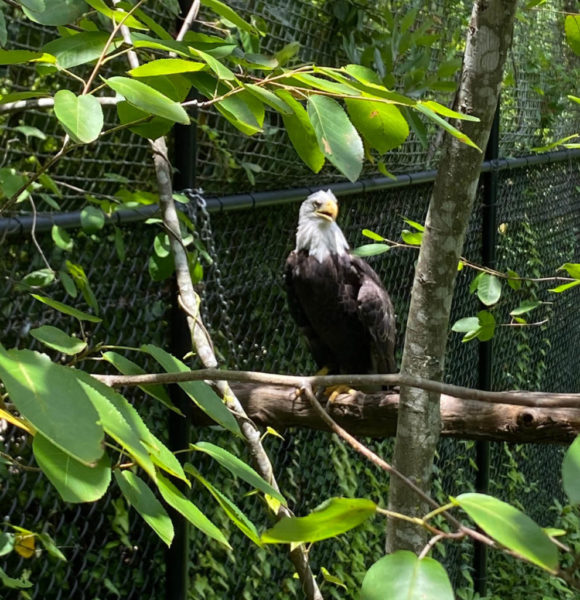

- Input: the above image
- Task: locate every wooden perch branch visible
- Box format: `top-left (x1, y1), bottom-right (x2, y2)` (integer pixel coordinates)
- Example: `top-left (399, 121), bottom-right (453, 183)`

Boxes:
top-left (215, 384), bottom-right (580, 444)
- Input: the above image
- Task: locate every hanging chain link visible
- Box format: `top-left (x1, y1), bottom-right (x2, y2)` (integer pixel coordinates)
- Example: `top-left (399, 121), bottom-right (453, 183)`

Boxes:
top-left (181, 188), bottom-right (239, 369)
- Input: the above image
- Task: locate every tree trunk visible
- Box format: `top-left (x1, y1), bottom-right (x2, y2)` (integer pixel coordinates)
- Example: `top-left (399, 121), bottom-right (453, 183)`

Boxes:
top-left (386, 0), bottom-right (519, 553)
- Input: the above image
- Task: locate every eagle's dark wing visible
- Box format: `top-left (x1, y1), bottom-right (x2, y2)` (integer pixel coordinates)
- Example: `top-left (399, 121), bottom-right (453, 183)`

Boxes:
top-left (349, 255), bottom-right (397, 374)
top-left (284, 250), bottom-right (336, 370)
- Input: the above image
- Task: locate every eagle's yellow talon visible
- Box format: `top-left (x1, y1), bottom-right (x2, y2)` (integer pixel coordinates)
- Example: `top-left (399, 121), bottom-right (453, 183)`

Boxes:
top-left (325, 384), bottom-right (356, 404)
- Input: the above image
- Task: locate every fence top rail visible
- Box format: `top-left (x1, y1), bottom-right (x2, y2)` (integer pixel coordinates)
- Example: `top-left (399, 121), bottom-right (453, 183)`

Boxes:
top-left (1, 149), bottom-right (578, 237)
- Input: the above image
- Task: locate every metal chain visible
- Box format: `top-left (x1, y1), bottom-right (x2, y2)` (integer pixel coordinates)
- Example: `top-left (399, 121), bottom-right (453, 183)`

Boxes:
top-left (181, 188), bottom-right (240, 369)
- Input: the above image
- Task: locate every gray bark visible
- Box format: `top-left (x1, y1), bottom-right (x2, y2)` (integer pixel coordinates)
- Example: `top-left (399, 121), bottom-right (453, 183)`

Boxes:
top-left (215, 385), bottom-right (579, 444)
top-left (387, 0), bottom-right (519, 553)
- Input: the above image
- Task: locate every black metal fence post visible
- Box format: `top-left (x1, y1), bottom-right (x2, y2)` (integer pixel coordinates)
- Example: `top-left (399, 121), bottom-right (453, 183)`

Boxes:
top-left (165, 4), bottom-right (199, 599)
top-left (474, 102), bottom-right (501, 595)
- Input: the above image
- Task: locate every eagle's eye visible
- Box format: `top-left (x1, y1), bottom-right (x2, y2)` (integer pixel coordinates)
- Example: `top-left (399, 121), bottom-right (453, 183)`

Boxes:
top-left (312, 200), bottom-right (321, 209)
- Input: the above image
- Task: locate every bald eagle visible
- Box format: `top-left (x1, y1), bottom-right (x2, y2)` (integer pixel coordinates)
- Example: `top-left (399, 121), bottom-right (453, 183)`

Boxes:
top-left (285, 190), bottom-right (396, 376)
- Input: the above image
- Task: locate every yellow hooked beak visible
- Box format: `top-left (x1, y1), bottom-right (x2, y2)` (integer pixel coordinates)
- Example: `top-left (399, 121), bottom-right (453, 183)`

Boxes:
top-left (315, 196), bottom-right (338, 222)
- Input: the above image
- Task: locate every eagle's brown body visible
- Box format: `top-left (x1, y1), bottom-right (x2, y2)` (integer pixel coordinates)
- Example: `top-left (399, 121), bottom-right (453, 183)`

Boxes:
top-left (285, 191), bottom-right (396, 375)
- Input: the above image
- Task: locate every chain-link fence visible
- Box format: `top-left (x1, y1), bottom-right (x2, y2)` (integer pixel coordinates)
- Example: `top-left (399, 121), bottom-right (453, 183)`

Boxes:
top-left (1, 0), bottom-right (579, 599)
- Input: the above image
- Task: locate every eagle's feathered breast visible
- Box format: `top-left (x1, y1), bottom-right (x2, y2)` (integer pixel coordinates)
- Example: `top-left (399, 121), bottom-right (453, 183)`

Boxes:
top-left (285, 191), bottom-right (396, 376)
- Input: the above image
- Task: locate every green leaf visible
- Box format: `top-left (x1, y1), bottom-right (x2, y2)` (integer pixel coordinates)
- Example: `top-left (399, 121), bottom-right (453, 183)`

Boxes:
top-left (113, 226), bottom-right (125, 261)
top-left (401, 230), bottom-right (423, 245)
top-left (451, 317), bottom-right (480, 333)
top-left (320, 567), bottom-right (347, 590)
top-left (143, 345), bottom-right (241, 436)
top-left (129, 58), bottom-right (205, 77)
top-left (0, 566), bottom-right (33, 589)
top-left (20, 268), bottom-right (55, 288)
top-left (476, 273), bottom-right (501, 306)
top-left (80, 205), bottom-right (105, 233)
top-left (361, 551), bottom-right (454, 600)
top-left (31, 294), bottom-right (101, 322)
top-left (72, 371), bottom-right (157, 481)
top-left (33, 433), bottom-right (111, 503)
top-left (105, 76), bottom-right (189, 124)
top-left (84, 0), bottom-right (146, 29)
top-left (351, 243), bottom-right (390, 257)
top-left (53, 90), bottom-right (103, 144)
top-left (345, 99), bottom-right (409, 154)
top-left (558, 262), bottom-right (580, 279)
top-left (30, 325), bottom-right (87, 355)
top-left (565, 15), bottom-right (580, 55)
top-left (65, 260), bottom-right (98, 313)
top-left (362, 229), bottom-right (385, 241)
top-left (203, 0), bottom-right (255, 33)
top-left (114, 470), bottom-right (174, 547)
top-left (244, 84), bottom-right (292, 115)
top-left (419, 100), bottom-right (480, 122)
top-left (402, 217), bottom-right (425, 232)
top-left (562, 436), bottom-right (580, 505)
top-left (506, 269), bottom-right (521, 290)
top-left (192, 441), bottom-right (286, 504)
top-left (454, 493), bottom-right (559, 572)
top-left (13, 125), bottom-right (47, 140)
top-left (101, 351), bottom-right (179, 414)
top-left (117, 101), bottom-right (173, 140)
top-left (51, 225), bottom-right (73, 251)
top-left (36, 532), bottom-right (66, 561)
top-left (189, 46), bottom-right (236, 81)
top-left (0, 347), bottom-right (104, 465)
top-left (148, 252), bottom-right (175, 281)
top-left (21, 0), bottom-right (87, 25)
top-left (548, 280), bottom-right (580, 293)
top-left (0, 10), bottom-right (6, 48)
top-left (532, 134), bottom-right (580, 152)
top-left (510, 300), bottom-right (541, 317)
top-left (415, 103), bottom-right (481, 151)
top-left (261, 497), bottom-right (375, 543)
top-left (276, 90), bottom-right (324, 173)
top-left (476, 310), bottom-right (496, 342)
top-left (185, 464), bottom-right (262, 546)
top-left (0, 49), bottom-right (46, 64)
top-left (157, 473), bottom-right (230, 548)
top-left (43, 32), bottom-right (121, 69)
top-left (307, 95), bottom-right (363, 182)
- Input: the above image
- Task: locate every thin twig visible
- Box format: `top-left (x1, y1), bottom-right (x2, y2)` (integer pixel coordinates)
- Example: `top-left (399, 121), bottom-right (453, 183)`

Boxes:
top-left (176, 0), bottom-right (201, 42)
top-left (92, 368), bottom-right (580, 408)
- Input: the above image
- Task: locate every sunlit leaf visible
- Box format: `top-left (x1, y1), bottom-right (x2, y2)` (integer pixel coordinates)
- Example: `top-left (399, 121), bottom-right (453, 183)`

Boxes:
top-left (415, 103), bottom-right (480, 151)
top-left (261, 497), bottom-right (375, 543)
top-left (510, 300), bottom-right (541, 317)
top-left (476, 273), bottom-right (501, 306)
top-left (30, 325), bottom-right (87, 355)
top-left (276, 90), bottom-right (324, 173)
top-left (351, 243), bottom-right (390, 257)
top-left (565, 15), bottom-right (580, 55)
top-left (454, 493), bottom-right (558, 572)
top-left (307, 95), bottom-right (363, 182)
top-left (203, 0), bottom-right (256, 33)
top-left (84, 0), bottom-right (146, 29)
top-left (0, 347), bottom-right (104, 465)
top-left (43, 32), bottom-right (121, 69)
top-left (51, 225), bottom-right (73, 251)
top-left (53, 90), bottom-right (104, 144)
top-left (105, 76), bottom-right (189, 124)
top-left (31, 294), bottom-right (101, 323)
top-left (129, 58), bottom-right (205, 77)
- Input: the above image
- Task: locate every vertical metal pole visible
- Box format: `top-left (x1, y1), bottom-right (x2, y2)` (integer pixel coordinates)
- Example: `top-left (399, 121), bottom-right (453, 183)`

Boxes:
top-left (165, 4), bottom-right (199, 600)
top-left (474, 102), bottom-right (500, 596)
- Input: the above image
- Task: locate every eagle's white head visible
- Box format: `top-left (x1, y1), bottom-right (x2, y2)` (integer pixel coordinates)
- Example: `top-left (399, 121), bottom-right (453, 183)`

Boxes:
top-left (295, 190), bottom-right (349, 262)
